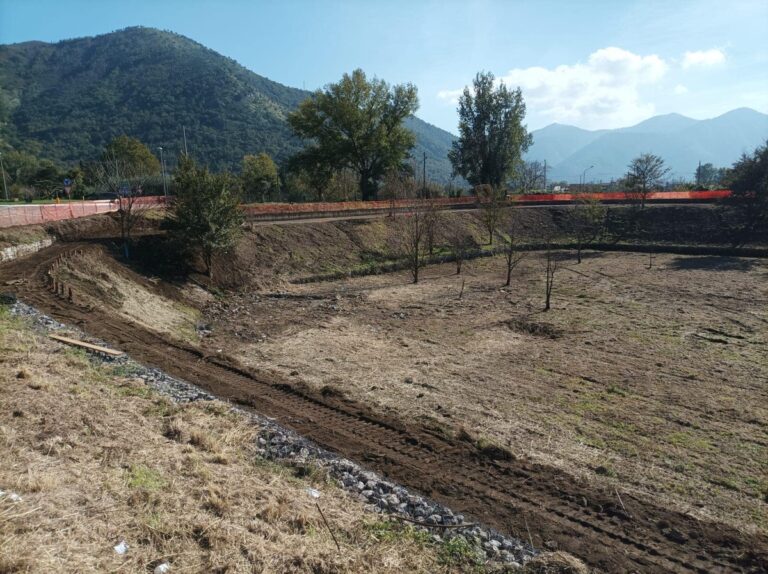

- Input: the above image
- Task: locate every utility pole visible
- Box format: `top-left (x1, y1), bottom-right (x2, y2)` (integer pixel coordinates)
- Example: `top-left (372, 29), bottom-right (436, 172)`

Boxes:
top-left (696, 160), bottom-right (701, 187)
top-left (158, 147), bottom-right (168, 200)
top-left (543, 159), bottom-right (547, 192)
top-left (0, 152), bottom-right (8, 201)
top-left (422, 151), bottom-right (427, 199)
top-left (182, 126), bottom-right (189, 157)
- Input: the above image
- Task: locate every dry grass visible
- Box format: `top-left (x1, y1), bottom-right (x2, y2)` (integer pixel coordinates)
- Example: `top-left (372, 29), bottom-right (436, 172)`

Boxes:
top-left (214, 251), bottom-right (768, 535)
top-left (55, 250), bottom-right (200, 341)
top-left (0, 311), bottom-right (455, 573)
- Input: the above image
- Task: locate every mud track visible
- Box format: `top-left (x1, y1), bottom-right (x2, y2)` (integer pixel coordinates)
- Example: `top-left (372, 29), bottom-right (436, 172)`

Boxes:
top-left (2, 242), bottom-right (766, 573)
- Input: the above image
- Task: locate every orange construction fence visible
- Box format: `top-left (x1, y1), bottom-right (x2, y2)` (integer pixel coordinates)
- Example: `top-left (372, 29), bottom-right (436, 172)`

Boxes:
top-left (0, 190), bottom-right (731, 229)
top-left (0, 197), bottom-right (167, 229)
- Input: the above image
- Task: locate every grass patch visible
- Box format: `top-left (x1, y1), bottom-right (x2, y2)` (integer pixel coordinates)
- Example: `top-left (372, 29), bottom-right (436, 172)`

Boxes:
top-left (364, 520), bottom-right (431, 546)
top-left (126, 464), bottom-right (166, 491)
top-left (438, 535), bottom-right (484, 569)
top-left (667, 431), bottom-right (712, 451)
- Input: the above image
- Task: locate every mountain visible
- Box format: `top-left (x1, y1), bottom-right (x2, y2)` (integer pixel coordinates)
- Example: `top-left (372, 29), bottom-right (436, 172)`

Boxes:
top-left (528, 108), bottom-right (768, 183)
top-left (524, 123), bottom-right (606, 165)
top-left (0, 27), bottom-right (457, 182)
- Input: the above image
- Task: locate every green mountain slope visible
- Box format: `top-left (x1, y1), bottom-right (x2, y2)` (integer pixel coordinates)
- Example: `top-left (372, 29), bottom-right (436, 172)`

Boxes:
top-left (0, 27), bottom-right (457, 182)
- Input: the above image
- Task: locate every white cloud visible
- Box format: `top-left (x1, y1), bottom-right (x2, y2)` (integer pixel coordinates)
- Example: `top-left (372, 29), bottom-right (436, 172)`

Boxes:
top-left (673, 84), bottom-right (689, 95)
top-left (682, 48), bottom-right (725, 68)
top-left (437, 88), bottom-right (463, 103)
top-left (437, 47), bottom-right (668, 128)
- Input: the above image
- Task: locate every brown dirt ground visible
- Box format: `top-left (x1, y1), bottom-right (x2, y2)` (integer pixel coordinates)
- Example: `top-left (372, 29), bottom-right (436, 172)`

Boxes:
top-left (203, 251), bottom-right (768, 537)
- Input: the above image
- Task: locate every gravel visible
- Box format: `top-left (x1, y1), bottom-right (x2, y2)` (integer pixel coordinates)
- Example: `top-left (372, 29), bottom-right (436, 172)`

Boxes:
top-left (9, 301), bottom-right (537, 566)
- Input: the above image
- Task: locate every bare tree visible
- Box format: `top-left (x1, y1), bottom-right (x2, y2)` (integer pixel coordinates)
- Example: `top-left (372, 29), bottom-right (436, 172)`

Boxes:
top-left (500, 210), bottom-right (526, 286)
top-left (570, 197), bottom-right (607, 263)
top-left (90, 156), bottom-right (153, 259)
top-left (540, 231), bottom-right (563, 311)
top-left (626, 154), bottom-right (670, 209)
top-left (511, 160), bottom-right (547, 193)
top-left (476, 184), bottom-right (505, 245)
top-left (388, 174), bottom-right (426, 283)
top-left (444, 220), bottom-right (475, 275)
top-left (423, 201), bottom-right (442, 256)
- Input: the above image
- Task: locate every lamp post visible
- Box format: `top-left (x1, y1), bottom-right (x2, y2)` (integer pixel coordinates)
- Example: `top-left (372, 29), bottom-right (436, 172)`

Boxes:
top-left (581, 165), bottom-right (594, 189)
top-left (158, 147), bottom-right (168, 200)
top-left (0, 152), bottom-right (8, 201)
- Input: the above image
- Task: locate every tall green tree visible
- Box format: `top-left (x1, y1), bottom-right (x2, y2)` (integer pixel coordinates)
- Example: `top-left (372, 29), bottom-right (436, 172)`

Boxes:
top-left (288, 69), bottom-right (419, 201)
top-left (725, 140), bottom-right (768, 245)
top-left (101, 135), bottom-right (161, 175)
top-left (625, 153), bottom-right (669, 208)
top-left (448, 72), bottom-right (532, 189)
top-left (287, 147), bottom-right (335, 202)
top-left (241, 153), bottom-right (280, 203)
top-left (171, 156), bottom-right (243, 279)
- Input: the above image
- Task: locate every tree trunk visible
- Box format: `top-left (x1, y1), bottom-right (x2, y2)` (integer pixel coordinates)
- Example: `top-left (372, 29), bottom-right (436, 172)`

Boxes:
top-left (360, 173), bottom-right (377, 201)
top-left (203, 248), bottom-right (214, 280)
top-left (506, 263), bottom-right (511, 286)
top-left (577, 244), bottom-right (582, 264)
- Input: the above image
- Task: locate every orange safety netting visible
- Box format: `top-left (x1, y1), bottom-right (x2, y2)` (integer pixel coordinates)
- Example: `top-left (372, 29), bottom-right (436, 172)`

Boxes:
top-left (0, 191), bottom-right (731, 229)
top-left (0, 197), bottom-right (167, 229)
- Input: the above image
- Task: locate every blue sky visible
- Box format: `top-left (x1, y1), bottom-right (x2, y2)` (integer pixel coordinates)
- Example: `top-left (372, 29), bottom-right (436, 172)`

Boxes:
top-left (1, 0), bottom-right (766, 134)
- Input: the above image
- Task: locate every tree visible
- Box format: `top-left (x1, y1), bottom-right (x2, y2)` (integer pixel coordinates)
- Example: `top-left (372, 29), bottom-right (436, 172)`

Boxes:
top-left (101, 136), bottom-right (161, 176)
top-left (725, 140), bottom-right (768, 246)
top-left (511, 160), bottom-right (547, 193)
top-left (288, 69), bottom-right (419, 201)
top-left (171, 156), bottom-right (244, 279)
top-left (91, 144), bottom-right (156, 259)
top-left (241, 153), bottom-right (280, 203)
top-left (423, 201), bottom-right (442, 256)
top-left (542, 236), bottom-right (562, 312)
top-left (388, 174), bottom-right (425, 283)
top-left (695, 162), bottom-right (723, 189)
top-left (625, 153), bottom-right (669, 208)
top-left (445, 223), bottom-right (474, 275)
top-left (380, 166), bottom-right (415, 215)
top-left (476, 184), bottom-right (505, 245)
top-left (448, 71), bottom-right (532, 188)
top-left (287, 148), bottom-right (334, 202)
top-left (570, 197), bottom-right (606, 263)
top-left (500, 211), bottom-right (526, 286)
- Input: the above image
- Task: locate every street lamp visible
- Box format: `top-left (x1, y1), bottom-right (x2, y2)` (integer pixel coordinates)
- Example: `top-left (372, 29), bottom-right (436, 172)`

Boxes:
top-left (0, 152), bottom-right (8, 201)
top-left (581, 165), bottom-right (594, 188)
top-left (158, 147), bottom-right (168, 200)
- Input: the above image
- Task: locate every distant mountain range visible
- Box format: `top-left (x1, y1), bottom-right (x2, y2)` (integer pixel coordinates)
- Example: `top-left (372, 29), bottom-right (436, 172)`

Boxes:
top-left (1, 27), bottom-right (765, 187)
top-left (0, 27), bottom-right (457, 182)
top-left (526, 109), bottom-right (768, 183)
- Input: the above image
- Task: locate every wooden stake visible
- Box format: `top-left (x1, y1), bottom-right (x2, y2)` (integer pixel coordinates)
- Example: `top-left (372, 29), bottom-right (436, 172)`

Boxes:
top-left (615, 488), bottom-right (628, 515)
top-left (524, 515), bottom-right (535, 549)
top-left (315, 502), bottom-right (340, 552)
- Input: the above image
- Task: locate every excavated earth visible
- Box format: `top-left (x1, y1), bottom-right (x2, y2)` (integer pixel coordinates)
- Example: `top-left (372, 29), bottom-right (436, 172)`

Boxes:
top-left (2, 238), bottom-right (767, 574)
